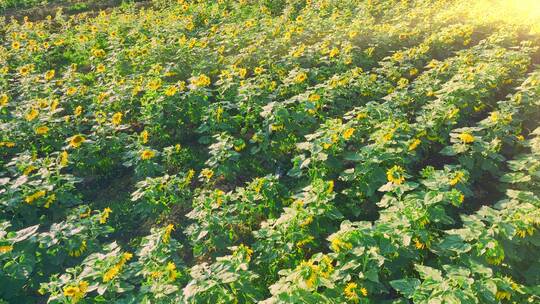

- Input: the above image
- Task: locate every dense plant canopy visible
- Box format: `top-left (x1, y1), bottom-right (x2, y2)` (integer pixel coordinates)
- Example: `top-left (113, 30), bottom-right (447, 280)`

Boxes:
top-left (1, 0), bottom-right (540, 303)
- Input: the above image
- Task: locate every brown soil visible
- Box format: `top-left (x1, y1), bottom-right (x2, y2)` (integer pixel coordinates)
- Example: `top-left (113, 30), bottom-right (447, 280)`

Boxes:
top-left (1, 0), bottom-right (150, 22)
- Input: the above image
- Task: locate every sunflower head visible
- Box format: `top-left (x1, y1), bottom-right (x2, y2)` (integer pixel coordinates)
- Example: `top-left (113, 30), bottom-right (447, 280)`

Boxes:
top-left (69, 135), bottom-right (85, 148)
top-left (387, 165), bottom-right (406, 185)
top-left (458, 132), bottom-right (475, 143)
top-left (63, 286), bottom-right (79, 297)
top-left (111, 112), bottom-right (123, 125)
top-left (141, 150), bottom-right (156, 160)
top-left (44, 70), bottom-right (55, 81)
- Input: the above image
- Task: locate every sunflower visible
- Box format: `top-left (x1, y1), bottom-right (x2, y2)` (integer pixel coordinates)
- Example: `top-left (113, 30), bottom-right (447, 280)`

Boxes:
top-left (78, 281), bottom-right (88, 294)
top-left (190, 74), bottom-right (211, 88)
top-left (387, 165), bottom-right (406, 185)
top-left (69, 135), bottom-right (85, 148)
top-left (111, 112), bottom-right (123, 125)
top-left (344, 282), bottom-right (359, 302)
top-left (140, 130), bottom-right (149, 144)
top-left (291, 44), bottom-right (305, 57)
top-left (0, 94), bottom-right (8, 107)
top-left (330, 237), bottom-right (352, 253)
top-left (200, 168), bottom-right (214, 180)
top-left (165, 85), bottom-right (178, 96)
top-left (69, 240), bottom-right (87, 257)
top-left (0, 245), bottom-right (13, 254)
top-left (25, 190), bottom-right (46, 204)
top-left (60, 151), bottom-right (69, 166)
top-left (414, 238), bottom-right (426, 249)
top-left (0, 142), bottom-right (15, 148)
top-left (327, 180), bottom-right (334, 193)
top-left (166, 262), bottom-right (178, 281)
top-left (343, 128), bottom-right (355, 140)
top-left (234, 140), bottom-right (246, 152)
top-left (63, 286), bottom-right (79, 297)
top-left (495, 291), bottom-right (511, 301)
top-left (25, 108), bottom-right (39, 121)
top-left (38, 99), bottom-right (49, 108)
top-left (449, 171), bottom-right (465, 186)
top-left (397, 77), bottom-right (409, 88)
top-left (97, 92), bottom-right (108, 103)
top-left (11, 41), bottom-right (21, 50)
top-left (408, 138), bottom-right (421, 151)
top-left (44, 70), bottom-right (55, 81)
top-left (458, 132), bottom-right (475, 143)
top-left (74, 106), bottom-right (83, 117)
top-left (141, 149), bottom-right (155, 160)
top-left (92, 48), bottom-right (105, 57)
top-left (254, 66), bottom-right (264, 74)
top-left (51, 99), bottom-right (59, 111)
top-left (299, 260), bottom-right (319, 289)
top-left (308, 93), bottom-right (321, 102)
top-left (19, 65), bottom-right (32, 76)
top-left (329, 47), bottom-right (340, 58)
top-left (103, 265), bottom-right (120, 282)
top-left (100, 207), bottom-right (112, 224)
top-left (78, 35), bottom-right (88, 43)
top-left (66, 87), bottom-right (77, 96)
top-left (354, 111), bottom-right (367, 120)
top-left (163, 224), bottom-right (174, 243)
top-left (238, 68), bottom-right (247, 78)
top-left (147, 79), bottom-right (162, 91)
top-left (35, 126), bottom-right (49, 135)
top-left (96, 64), bottom-right (106, 73)
top-left (294, 72), bottom-right (308, 84)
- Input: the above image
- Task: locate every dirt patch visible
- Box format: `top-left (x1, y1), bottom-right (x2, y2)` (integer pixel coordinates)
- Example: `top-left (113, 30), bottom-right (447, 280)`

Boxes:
top-left (1, 0), bottom-right (150, 22)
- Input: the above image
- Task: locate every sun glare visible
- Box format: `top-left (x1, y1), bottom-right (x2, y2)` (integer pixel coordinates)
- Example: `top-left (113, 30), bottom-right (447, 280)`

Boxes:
top-left (503, 0), bottom-right (540, 22)
top-left (460, 0), bottom-right (540, 34)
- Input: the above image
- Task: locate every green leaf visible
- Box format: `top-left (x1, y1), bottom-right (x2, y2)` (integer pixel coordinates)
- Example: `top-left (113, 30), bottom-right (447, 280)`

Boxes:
top-left (500, 172), bottom-right (531, 183)
top-left (12, 225), bottom-right (39, 242)
top-left (415, 264), bottom-right (443, 282)
top-left (436, 235), bottom-right (472, 254)
top-left (390, 278), bottom-right (421, 298)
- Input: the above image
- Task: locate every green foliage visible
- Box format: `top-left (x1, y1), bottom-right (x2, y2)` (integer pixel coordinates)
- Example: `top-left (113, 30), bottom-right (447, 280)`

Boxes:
top-left (1, 0), bottom-right (540, 303)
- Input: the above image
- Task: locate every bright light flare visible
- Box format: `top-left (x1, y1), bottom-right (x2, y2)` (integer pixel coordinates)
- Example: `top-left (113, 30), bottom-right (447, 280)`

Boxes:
top-left (459, 0), bottom-right (540, 33)
top-left (499, 0), bottom-right (540, 23)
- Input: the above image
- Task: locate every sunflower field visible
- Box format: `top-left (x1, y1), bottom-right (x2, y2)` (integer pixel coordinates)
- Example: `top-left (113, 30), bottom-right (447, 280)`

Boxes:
top-left (1, 0), bottom-right (540, 303)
